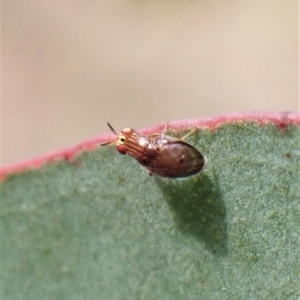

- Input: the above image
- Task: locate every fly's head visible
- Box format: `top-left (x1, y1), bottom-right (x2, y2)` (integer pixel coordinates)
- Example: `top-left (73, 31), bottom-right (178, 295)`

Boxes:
top-left (115, 127), bottom-right (135, 155)
top-left (103, 123), bottom-right (136, 155)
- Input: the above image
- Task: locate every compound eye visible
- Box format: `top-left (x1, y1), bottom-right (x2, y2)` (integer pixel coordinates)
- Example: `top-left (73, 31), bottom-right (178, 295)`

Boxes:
top-left (116, 144), bottom-right (127, 155)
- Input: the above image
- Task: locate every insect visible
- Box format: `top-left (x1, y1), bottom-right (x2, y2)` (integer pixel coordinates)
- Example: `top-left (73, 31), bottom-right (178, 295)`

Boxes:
top-left (102, 123), bottom-right (205, 178)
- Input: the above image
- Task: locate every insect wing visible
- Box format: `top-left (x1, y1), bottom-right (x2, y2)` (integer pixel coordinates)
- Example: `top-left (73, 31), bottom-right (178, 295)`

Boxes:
top-left (147, 136), bottom-right (204, 178)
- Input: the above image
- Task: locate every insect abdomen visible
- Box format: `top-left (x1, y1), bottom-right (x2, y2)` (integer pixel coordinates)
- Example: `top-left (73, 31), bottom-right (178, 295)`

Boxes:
top-left (146, 141), bottom-right (204, 178)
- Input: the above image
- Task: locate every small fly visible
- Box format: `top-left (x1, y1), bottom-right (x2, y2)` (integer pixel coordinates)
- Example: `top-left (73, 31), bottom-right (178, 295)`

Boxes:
top-left (102, 123), bottom-right (205, 178)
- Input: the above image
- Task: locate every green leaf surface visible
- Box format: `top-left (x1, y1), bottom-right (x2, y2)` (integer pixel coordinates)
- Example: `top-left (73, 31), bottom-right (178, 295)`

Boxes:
top-left (1, 120), bottom-right (300, 299)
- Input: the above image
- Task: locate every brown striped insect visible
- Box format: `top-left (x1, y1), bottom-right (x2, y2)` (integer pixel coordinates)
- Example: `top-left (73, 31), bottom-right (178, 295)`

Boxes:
top-left (102, 123), bottom-right (205, 178)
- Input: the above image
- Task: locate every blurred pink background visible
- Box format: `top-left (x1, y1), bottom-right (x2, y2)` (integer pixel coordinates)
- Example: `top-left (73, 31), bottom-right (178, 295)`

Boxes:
top-left (2, 0), bottom-right (299, 165)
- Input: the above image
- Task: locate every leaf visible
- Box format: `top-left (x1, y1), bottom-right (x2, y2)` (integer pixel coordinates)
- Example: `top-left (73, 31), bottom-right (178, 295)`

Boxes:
top-left (1, 113), bottom-right (300, 299)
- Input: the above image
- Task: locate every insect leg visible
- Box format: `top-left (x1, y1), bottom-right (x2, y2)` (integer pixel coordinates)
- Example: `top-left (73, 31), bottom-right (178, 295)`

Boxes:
top-left (181, 127), bottom-right (197, 141)
top-left (160, 123), bottom-right (169, 138)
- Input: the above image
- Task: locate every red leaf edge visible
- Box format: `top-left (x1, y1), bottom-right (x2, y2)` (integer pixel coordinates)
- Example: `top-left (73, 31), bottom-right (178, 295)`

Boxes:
top-left (1, 111), bottom-right (299, 182)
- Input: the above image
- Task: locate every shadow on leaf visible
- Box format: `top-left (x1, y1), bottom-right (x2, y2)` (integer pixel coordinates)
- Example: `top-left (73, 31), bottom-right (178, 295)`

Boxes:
top-left (155, 173), bottom-right (227, 256)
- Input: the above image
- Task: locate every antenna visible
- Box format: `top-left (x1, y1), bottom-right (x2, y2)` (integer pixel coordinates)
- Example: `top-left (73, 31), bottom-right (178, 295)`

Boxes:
top-left (101, 122), bottom-right (117, 146)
